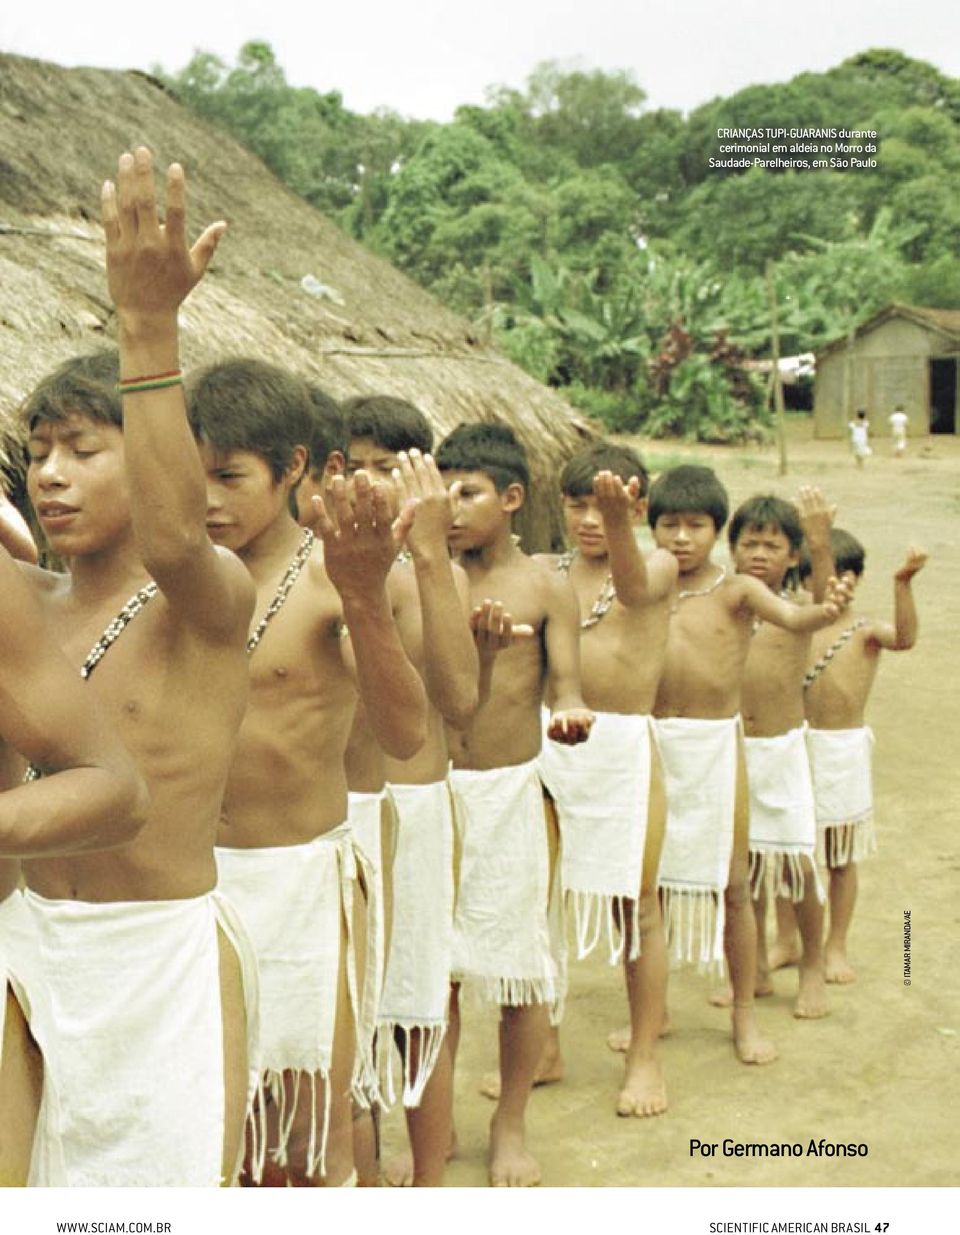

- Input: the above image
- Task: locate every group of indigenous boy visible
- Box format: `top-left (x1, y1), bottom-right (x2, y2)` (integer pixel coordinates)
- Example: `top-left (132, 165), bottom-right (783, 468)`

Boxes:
top-left (0, 149), bottom-right (926, 1189)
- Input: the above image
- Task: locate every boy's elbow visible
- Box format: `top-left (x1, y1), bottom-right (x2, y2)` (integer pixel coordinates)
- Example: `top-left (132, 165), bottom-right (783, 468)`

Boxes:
top-left (443, 683), bottom-right (480, 731)
top-left (376, 696), bottom-right (429, 760)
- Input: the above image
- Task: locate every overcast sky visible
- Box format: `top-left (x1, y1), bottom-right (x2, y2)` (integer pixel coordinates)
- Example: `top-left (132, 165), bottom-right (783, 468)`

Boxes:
top-left (2, 0), bottom-right (958, 119)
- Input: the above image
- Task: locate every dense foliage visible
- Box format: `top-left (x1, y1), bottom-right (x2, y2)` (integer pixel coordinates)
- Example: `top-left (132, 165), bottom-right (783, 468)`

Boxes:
top-left (160, 45), bottom-right (960, 441)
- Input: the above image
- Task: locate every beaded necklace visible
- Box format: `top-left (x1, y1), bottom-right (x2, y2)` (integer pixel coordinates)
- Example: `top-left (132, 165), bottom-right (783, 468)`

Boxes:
top-left (670, 564), bottom-right (727, 613)
top-left (246, 528), bottom-right (315, 655)
top-left (24, 580), bottom-right (159, 782)
top-left (556, 549), bottom-right (616, 630)
top-left (802, 617), bottom-right (868, 690)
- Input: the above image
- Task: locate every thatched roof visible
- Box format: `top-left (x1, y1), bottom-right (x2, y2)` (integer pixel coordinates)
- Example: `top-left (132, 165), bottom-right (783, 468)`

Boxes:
top-left (0, 53), bottom-right (594, 550)
top-left (817, 302), bottom-right (960, 356)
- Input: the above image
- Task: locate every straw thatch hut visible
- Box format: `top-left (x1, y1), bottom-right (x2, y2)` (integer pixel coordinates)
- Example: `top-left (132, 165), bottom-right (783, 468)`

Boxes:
top-left (0, 53), bottom-right (594, 550)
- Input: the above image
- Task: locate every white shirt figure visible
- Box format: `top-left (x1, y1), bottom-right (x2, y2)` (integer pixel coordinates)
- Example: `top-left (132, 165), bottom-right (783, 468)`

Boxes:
top-left (849, 415), bottom-right (871, 465)
top-left (889, 409), bottom-right (908, 456)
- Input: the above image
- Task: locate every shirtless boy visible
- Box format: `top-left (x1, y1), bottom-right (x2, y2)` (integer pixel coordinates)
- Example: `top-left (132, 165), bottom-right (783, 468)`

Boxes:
top-left (336, 396), bottom-right (478, 1188)
top-left (533, 441), bottom-right (676, 1117)
top-left (436, 422), bottom-right (593, 1187)
top-left (796, 529), bottom-right (925, 984)
top-left (17, 148), bottom-right (257, 1186)
top-left (723, 488), bottom-right (835, 1020)
top-left (649, 465), bottom-right (849, 1065)
top-left (0, 536), bottom-right (148, 1185)
top-left (190, 364), bottom-right (427, 1187)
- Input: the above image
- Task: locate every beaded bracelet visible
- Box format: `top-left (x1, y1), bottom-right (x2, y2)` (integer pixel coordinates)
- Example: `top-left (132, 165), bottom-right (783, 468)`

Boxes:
top-left (117, 369), bottom-right (183, 395)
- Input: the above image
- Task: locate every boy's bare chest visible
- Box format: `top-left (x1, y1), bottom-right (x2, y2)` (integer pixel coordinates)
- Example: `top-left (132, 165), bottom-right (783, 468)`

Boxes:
top-left (464, 565), bottom-right (546, 630)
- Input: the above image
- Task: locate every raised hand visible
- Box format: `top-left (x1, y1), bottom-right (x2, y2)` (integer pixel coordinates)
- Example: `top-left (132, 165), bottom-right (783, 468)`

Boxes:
top-left (894, 547), bottom-right (928, 583)
top-left (393, 450), bottom-right (458, 562)
top-left (0, 488), bottom-right (38, 564)
top-left (796, 485), bottom-right (836, 548)
top-left (593, 470), bottom-right (641, 525)
top-left (546, 707), bottom-right (594, 745)
top-left (822, 573), bottom-right (854, 619)
top-left (469, 599), bottom-right (535, 658)
top-left (101, 146), bottom-right (226, 324)
top-left (311, 471), bottom-right (415, 601)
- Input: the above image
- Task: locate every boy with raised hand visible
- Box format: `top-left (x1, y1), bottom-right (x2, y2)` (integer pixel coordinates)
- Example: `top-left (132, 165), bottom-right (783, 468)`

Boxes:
top-left (335, 395), bottom-right (478, 1189)
top-left (532, 441), bottom-right (676, 1118)
top-left (436, 422), bottom-right (592, 1187)
top-left (188, 367), bottom-right (427, 1189)
top-left (798, 531), bottom-right (926, 985)
top-left (17, 147), bottom-right (257, 1186)
top-left (649, 465), bottom-right (850, 1066)
top-left (0, 538), bottom-right (149, 1185)
top-left (718, 488), bottom-right (835, 1020)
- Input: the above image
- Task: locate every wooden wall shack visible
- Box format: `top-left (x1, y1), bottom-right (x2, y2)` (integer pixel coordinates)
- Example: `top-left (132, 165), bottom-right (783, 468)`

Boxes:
top-left (814, 306), bottom-right (960, 439)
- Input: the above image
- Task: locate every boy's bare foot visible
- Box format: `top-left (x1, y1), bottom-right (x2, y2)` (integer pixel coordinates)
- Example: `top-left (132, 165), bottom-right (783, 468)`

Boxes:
top-left (794, 966), bottom-right (830, 1019)
top-left (732, 1005), bottom-right (778, 1065)
top-left (489, 1115), bottom-right (540, 1187)
top-left (383, 1132), bottom-right (458, 1187)
top-left (824, 948), bottom-right (856, 984)
top-left (709, 976), bottom-right (773, 1007)
top-left (768, 939), bottom-right (801, 970)
top-left (479, 1049), bottom-right (563, 1100)
top-left (616, 1057), bottom-right (667, 1118)
top-left (606, 1016), bottom-right (671, 1053)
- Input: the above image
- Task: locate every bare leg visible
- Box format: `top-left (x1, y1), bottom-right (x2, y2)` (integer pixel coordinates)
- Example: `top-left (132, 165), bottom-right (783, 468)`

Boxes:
top-left (352, 1101), bottom-right (380, 1186)
top-left (218, 927), bottom-right (249, 1187)
top-left (768, 894), bottom-right (802, 970)
top-left (793, 857), bottom-right (829, 1017)
top-left (479, 1025), bottom-right (563, 1099)
top-left (489, 1003), bottom-right (548, 1186)
top-left (618, 756), bottom-right (668, 1117)
top-left (710, 882), bottom-right (774, 1007)
top-left (0, 986), bottom-right (42, 1186)
top-left (825, 861), bottom-right (858, 984)
top-left (726, 751), bottom-right (777, 1066)
top-left (389, 1032), bottom-right (454, 1187)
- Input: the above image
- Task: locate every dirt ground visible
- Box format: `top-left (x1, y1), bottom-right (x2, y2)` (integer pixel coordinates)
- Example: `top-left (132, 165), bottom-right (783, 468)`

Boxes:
top-left (380, 417), bottom-right (960, 1190)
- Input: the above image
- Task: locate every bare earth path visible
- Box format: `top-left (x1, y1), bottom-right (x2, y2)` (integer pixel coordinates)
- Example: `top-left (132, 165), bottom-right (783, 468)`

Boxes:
top-left (380, 421), bottom-right (960, 1189)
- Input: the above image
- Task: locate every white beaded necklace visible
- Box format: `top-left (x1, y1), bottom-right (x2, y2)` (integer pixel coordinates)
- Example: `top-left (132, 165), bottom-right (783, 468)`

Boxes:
top-left (670, 564), bottom-right (727, 612)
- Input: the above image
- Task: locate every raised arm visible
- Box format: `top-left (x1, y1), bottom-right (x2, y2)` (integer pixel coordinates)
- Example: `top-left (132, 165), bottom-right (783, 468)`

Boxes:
top-left (314, 471), bottom-right (427, 760)
top-left (592, 471), bottom-right (678, 606)
top-left (737, 570), bottom-right (852, 633)
top-left (102, 147), bottom-right (252, 641)
top-left (543, 574), bottom-right (594, 745)
top-left (866, 548), bottom-right (927, 651)
top-left (0, 549), bottom-right (148, 856)
top-left (395, 450), bottom-right (479, 728)
top-left (796, 485), bottom-right (836, 603)
top-left (0, 489), bottom-right (39, 564)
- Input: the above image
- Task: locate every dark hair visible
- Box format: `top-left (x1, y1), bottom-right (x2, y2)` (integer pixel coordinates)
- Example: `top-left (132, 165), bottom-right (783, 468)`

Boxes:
top-left (856, 409), bottom-right (867, 420)
top-left (187, 359), bottom-right (314, 483)
top-left (559, 441), bottom-right (649, 498)
top-left (800, 527), bottom-right (865, 580)
top-left (20, 351), bottom-right (122, 433)
top-left (647, 464), bottom-right (729, 531)
top-left (435, 422), bottom-right (530, 493)
top-left (729, 494), bottom-right (803, 551)
top-left (342, 395), bottom-right (433, 454)
top-left (305, 384), bottom-right (348, 476)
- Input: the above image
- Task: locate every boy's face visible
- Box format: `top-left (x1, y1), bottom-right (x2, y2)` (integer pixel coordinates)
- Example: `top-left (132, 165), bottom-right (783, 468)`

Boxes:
top-left (653, 510), bottom-right (718, 575)
top-left (346, 436), bottom-right (400, 517)
top-left (732, 522), bottom-right (799, 590)
top-left (201, 446), bottom-right (290, 552)
top-left (27, 414), bottom-right (132, 557)
top-left (562, 489), bottom-right (644, 560)
top-left (296, 453), bottom-right (345, 527)
top-left (443, 470), bottom-right (518, 551)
